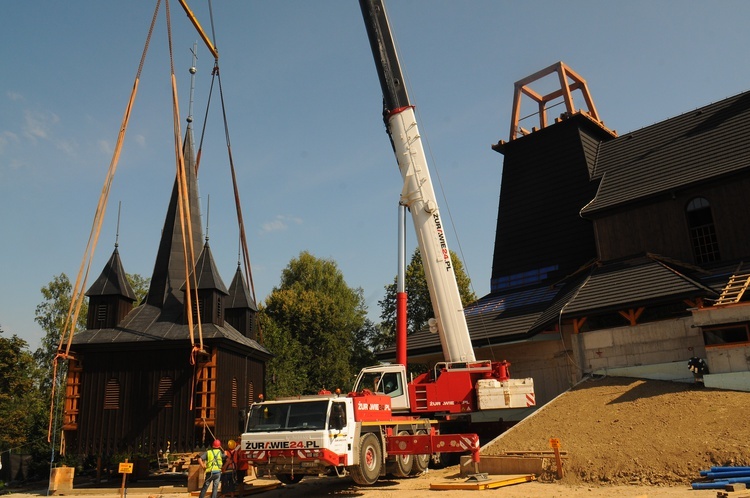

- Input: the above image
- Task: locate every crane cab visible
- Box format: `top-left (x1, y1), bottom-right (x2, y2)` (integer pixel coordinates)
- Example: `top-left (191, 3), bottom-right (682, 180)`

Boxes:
top-left (353, 365), bottom-right (410, 412)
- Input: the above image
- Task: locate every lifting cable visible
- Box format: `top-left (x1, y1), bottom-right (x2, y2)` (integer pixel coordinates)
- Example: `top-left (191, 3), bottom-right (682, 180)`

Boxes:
top-left (47, 0), bottom-right (163, 443)
top-left (193, 1), bottom-right (260, 329)
top-left (165, 0), bottom-right (205, 361)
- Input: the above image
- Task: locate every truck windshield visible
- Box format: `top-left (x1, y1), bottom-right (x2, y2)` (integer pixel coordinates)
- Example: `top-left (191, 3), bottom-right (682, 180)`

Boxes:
top-left (245, 400), bottom-right (329, 432)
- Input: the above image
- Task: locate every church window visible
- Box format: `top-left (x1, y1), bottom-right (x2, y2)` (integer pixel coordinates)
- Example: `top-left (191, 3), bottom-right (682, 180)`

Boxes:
top-left (686, 197), bottom-right (720, 264)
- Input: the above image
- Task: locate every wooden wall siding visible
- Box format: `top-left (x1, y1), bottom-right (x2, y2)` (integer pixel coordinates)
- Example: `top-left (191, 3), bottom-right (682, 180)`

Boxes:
top-left (593, 175), bottom-right (750, 262)
top-left (212, 348), bottom-right (265, 444)
top-left (68, 347), bottom-right (199, 456)
top-left (225, 309), bottom-right (255, 340)
top-left (64, 343), bottom-right (267, 457)
top-left (492, 119), bottom-right (602, 285)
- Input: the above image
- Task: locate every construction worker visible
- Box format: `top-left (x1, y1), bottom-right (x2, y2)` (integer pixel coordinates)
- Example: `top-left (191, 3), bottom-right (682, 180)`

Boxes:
top-left (231, 438), bottom-right (252, 493)
top-left (198, 439), bottom-right (223, 498)
top-left (221, 440), bottom-right (238, 497)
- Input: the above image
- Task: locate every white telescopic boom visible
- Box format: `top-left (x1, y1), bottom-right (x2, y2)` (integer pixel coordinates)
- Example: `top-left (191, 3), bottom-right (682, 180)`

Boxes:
top-left (386, 105), bottom-right (475, 362)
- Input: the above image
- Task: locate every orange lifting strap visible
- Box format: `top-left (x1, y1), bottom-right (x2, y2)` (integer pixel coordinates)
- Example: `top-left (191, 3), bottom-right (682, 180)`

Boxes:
top-left (49, 0), bottom-right (163, 443)
top-left (49, 0), bottom-right (219, 441)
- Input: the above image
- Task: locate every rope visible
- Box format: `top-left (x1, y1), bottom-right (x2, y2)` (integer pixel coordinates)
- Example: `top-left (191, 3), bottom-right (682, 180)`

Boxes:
top-left (47, 0), bottom-right (162, 443)
top-left (194, 62), bottom-right (216, 174)
top-left (215, 66), bottom-right (257, 304)
top-left (166, 0), bottom-right (204, 356)
top-left (193, 2), bottom-right (261, 341)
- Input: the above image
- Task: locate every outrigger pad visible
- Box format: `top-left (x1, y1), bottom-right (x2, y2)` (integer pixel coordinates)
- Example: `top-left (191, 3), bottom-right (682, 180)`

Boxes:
top-left (464, 472), bottom-right (490, 482)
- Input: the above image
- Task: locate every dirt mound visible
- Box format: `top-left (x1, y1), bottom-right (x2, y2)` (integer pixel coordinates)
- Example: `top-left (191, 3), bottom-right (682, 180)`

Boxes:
top-left (484, 376), bottom-right (750, 486)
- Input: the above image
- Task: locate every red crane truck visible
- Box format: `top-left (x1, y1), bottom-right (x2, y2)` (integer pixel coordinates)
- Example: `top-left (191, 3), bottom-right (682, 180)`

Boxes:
top-left (240, 0), bottom-right (534, 486)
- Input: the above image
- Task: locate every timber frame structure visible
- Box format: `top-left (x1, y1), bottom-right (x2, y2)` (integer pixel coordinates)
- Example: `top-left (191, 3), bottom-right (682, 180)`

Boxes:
top-left (63, 123), bottom-right (270, 458)
top-left (507, 61), bottom-right (614, 141)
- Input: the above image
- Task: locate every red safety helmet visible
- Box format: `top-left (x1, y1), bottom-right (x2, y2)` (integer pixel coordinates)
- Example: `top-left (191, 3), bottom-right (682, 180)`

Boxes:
top-left (212, 439), bottom-right (221, 448)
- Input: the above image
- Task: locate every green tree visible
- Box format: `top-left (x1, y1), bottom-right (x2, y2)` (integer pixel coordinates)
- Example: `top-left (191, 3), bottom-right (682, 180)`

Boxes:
top-left (126, 273), bottom-right (151, 306)
top-left (34, 274), bottom-right (86, 397)
top-left (0, 327), bottom-right (40, 452)
top-left (378, 249), bottom-right (476, 348)
top-left (263, 252), bottom-right (367, 395)
top-left (351, 318), bottom-right (380, 370)
top-left (258, 312), bottom-right (307, 399)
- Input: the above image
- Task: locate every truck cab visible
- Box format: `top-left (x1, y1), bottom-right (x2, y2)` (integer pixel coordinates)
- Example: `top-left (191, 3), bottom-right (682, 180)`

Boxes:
top-left (353, 365), bottom-right (410, 412)
top-left (242, 394), bottom-right (357, 483)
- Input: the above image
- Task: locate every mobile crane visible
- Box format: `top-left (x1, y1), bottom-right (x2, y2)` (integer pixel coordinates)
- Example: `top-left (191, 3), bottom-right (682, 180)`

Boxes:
top-left (352, 0), bottom-right (535, 417)
top-left (240, 0), bottom-right (534, 486)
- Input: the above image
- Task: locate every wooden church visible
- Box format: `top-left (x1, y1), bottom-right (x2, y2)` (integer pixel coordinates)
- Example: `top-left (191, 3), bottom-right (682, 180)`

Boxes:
top-left (61, 123), bottom-right (271, 459)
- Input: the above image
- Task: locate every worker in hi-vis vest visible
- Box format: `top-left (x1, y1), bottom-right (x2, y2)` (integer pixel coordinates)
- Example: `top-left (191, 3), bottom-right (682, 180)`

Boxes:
top-left (198, 439), bottom-right (223, 498)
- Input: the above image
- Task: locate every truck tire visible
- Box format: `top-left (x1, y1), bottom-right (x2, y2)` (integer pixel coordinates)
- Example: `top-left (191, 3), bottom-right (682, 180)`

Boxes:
top-left (386, 431), bottom-right (413, 478)
top-left (411, 430), bottom-right (430, 475)
top-left (349, 433), bottom-right (382, 486)
top-left (276, 473), bottom-right (303, 485)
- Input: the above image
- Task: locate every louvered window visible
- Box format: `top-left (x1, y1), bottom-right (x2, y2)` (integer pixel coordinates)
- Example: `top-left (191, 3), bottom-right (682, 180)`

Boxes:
top-left (231, 377), bottom-right (238, 408)
top-left (192, 298), bottom-right (205, 323)
top-left (104, 378), bottom-right (120, 410)
top-left (686, 197), bottom-right (720, 264)
top-left (96, 304), bottom-right (108, 326)
top-left (248, 382), bottom-right (255, 407)
top-left (157, 376), bottom-right (174, 408)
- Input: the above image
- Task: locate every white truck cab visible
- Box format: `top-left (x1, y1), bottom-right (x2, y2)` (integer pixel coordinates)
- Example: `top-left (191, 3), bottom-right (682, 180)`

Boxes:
top-left (242, 395), bottom-right (357, 484)
top-left (353, 364), bottom-right (410, 412)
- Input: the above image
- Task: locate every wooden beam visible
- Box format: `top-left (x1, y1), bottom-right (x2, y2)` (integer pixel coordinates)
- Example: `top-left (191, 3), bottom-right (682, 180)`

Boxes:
top-left (684, 297), bottom-right (705, 309)
top-left (507, 61), bottom-right (612, 141)
top-left (618, 307), bottom-right (644, 326)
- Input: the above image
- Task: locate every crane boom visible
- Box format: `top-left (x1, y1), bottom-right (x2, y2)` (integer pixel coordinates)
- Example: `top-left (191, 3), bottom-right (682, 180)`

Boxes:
top-left (359, 0), bottom-right (474, 363)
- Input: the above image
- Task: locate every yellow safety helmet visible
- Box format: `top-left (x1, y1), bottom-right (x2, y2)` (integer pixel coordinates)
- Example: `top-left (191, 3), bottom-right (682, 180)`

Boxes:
top-left (227, 439), bottom-right (236, 450)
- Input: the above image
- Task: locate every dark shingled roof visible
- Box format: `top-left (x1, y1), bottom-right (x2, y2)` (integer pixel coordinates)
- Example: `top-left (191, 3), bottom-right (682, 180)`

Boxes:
top-left (582, 90), bottom-right (750, 215)
top-left (561, 255), bottom-right (717, 316)
top-left (72, 303), bottom-right (270, 357)
top-left (377, 255), bottom-right (720, 360)
top-left (227, 264), bottom-right (258, 311)
top-left (184, 242), bottom-right (229, 294)
top-left (464, 285), bottom-right (559, 342)
top-left (377, 286), bottom-right (557, 359)
top-left (144, 126), bottom-right (204, 311)
top-left (85, 247), bottom-right (136, 300)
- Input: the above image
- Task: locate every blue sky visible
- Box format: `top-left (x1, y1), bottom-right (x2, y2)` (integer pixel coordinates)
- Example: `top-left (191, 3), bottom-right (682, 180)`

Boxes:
top-left (3, 1), bottom-right (750, 350)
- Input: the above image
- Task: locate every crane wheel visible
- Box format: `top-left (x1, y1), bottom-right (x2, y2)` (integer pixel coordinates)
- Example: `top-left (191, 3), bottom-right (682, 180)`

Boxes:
top-left (386, 430), bottom-right (413, 478)
top-left (349, 433), bottom-right (382, 486)
top-left (411, 429), bottom-right (430, 475)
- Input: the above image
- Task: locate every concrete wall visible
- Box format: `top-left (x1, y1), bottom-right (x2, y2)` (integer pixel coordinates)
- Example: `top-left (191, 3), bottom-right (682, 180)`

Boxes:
top-left (706, 344), bottom-right (750, 374)
top-left (592, 360), bottom-right (695, 383)
top-left (704, 371), bottom-right (750, 391)
top-left (572, 317), bottom-right (705, 375)
top-left (692, 305), bottom-right (750, 327)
